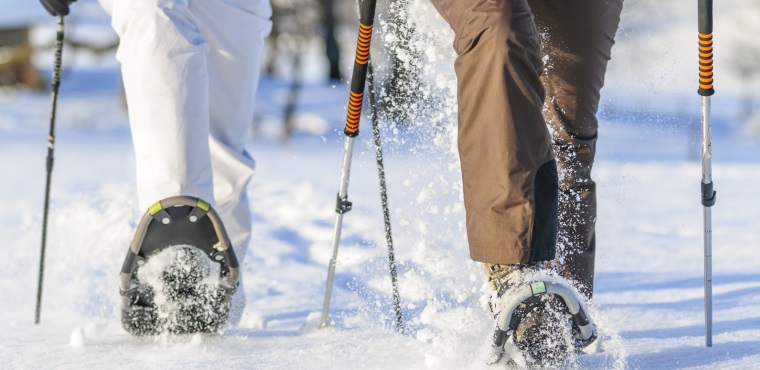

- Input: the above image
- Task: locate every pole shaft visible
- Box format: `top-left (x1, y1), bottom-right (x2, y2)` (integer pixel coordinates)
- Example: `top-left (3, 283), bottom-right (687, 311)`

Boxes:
top-left (367, 59), bottom-right (404, 334)
top-left (701, 96), bottom-right (714, 348)
top-left (35, 16), bottom-right (65, 325)
top-left (701, 97), bottom-right (712, 182)
top-left (320, 0), bottom-right (380, 329)
top-left (703, 206), bottom-right (713, 347)
top-left (320, 212), bottom-right (346, 328)
top-left (320, 137), bottom-right (356, 328)
top-left (698, 0), bottom-right (715, 347)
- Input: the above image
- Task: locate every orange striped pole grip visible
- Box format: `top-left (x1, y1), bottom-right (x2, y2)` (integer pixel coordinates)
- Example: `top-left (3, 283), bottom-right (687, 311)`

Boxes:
top-left (698, 0), bottom-right (714, 96)
top-left (355, 23), bottom-right (373, 65)
top-left (342, 0), bottom-right (376, 137)
top-left (698, 33), bottom-right (714, 96)
top-left (344, 91), bottom-right (363, 135)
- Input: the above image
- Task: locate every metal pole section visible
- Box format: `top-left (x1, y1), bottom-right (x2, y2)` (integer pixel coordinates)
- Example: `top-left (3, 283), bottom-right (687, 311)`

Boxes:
top-left (701, 96), bottom-right (713, 347)
top-left (320, 137), bottom-right (356, 328)
top-left (367, 59), bottom-right (404, 334)
top-left (35, 15), bottom-right (66, 324)
top-left (697, 0), bottom-right (716, 348)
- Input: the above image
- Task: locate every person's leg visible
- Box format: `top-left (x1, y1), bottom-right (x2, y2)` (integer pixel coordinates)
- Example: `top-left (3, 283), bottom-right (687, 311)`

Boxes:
top-left (108, 0), bottom-right (270, 255)
top-left (110, 0), bottom-right (214, 210)
top-left (186, 0), bottom-right (271, 323)
top-left (529, 0), bottom-right (624, 298)
top-left (189, 0), bottom-right (272, 265)
top-left (429, 0), bottom-right (558, 264)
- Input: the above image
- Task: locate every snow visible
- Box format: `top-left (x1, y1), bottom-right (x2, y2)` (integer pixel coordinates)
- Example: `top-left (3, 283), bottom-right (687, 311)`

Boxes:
top-left (2, 0), bottom-right (760, 369)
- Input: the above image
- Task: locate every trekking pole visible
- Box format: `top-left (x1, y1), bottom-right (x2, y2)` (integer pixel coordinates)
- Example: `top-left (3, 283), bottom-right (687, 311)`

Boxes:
top-left (366, 58), bottom-right (404, 334)
top-left (697, 0), bottom-right (716, 348)
top-left (320, 0), bottom-right (387, 329)
top-left (35, 15), bottom-right (66, 324)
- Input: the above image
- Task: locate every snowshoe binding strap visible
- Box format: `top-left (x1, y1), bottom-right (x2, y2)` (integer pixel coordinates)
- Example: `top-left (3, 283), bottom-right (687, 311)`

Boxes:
top-left (119, 196), bottom-right (240, 335)
top-left (487, 279), bottom-right (596, 365)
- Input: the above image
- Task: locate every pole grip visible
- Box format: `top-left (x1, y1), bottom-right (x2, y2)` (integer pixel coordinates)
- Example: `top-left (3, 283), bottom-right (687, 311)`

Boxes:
top-left (698, 0), bottom-right (713, 34)
top-left (343, 0), bottom-right (377, 137)
top-left (52, 17), bottom-right (65, 89)
top-left (698, 0), bottom-right (714, 96)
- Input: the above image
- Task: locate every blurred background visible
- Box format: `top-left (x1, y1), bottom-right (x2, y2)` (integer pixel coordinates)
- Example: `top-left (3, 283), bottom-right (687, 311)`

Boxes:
top-left (2, 0), bottom-right (758, 144)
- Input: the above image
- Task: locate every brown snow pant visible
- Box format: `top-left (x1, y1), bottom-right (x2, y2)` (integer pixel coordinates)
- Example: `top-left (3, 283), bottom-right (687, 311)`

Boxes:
top-left (430, 0), bottom-right (623, 297)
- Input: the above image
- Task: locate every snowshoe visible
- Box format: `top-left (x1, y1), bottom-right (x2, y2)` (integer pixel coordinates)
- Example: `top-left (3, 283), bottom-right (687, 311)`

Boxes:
top-left (487, 280), bottom-right (596, 368)
top-left (119, 196), bottom-right (240, 335)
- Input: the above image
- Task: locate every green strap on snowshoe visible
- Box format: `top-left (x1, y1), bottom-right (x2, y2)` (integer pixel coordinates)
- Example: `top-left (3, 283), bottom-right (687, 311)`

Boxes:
top-left (148, 201), bottom-right (163, 216)
top-left (530, 281), bottom-right (547, 295)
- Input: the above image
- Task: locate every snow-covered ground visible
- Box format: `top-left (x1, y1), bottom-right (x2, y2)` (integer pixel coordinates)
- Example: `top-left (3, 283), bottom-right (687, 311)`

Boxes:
top-left (2, 1), bottom-right (760, 369)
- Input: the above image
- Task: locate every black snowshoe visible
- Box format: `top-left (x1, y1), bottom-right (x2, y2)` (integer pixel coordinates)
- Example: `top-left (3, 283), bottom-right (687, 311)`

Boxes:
top-left (488, 280), bottom-right (597, 368)
top-left (119, 196), bottom-right (240, 336)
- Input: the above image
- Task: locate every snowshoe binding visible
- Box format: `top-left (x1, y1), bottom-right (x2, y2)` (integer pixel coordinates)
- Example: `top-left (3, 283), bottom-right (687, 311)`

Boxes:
top-left (487, 279), bottom-right (597, 368)
top-left (119, 196), bottom-right (240, 336)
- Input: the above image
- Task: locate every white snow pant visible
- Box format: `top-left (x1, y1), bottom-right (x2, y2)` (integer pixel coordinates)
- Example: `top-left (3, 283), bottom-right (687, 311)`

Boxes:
top-left (99, 0), bottom-right (272, 263)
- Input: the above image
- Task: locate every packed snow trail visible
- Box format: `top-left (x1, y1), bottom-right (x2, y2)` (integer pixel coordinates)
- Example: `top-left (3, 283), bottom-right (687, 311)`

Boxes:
top-left (2, 99), bottom-right (759, 368)
top-left (3, 0), bottom-right (760, 366)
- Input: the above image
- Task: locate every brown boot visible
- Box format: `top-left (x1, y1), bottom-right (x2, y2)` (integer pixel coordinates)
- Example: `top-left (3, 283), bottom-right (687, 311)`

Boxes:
top-left (484, 262), bottom-right (546, 297)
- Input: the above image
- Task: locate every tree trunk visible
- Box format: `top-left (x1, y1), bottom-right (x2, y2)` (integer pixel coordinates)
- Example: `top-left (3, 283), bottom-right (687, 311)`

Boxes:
top-left (322, 0), bottom-right (342, 81)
